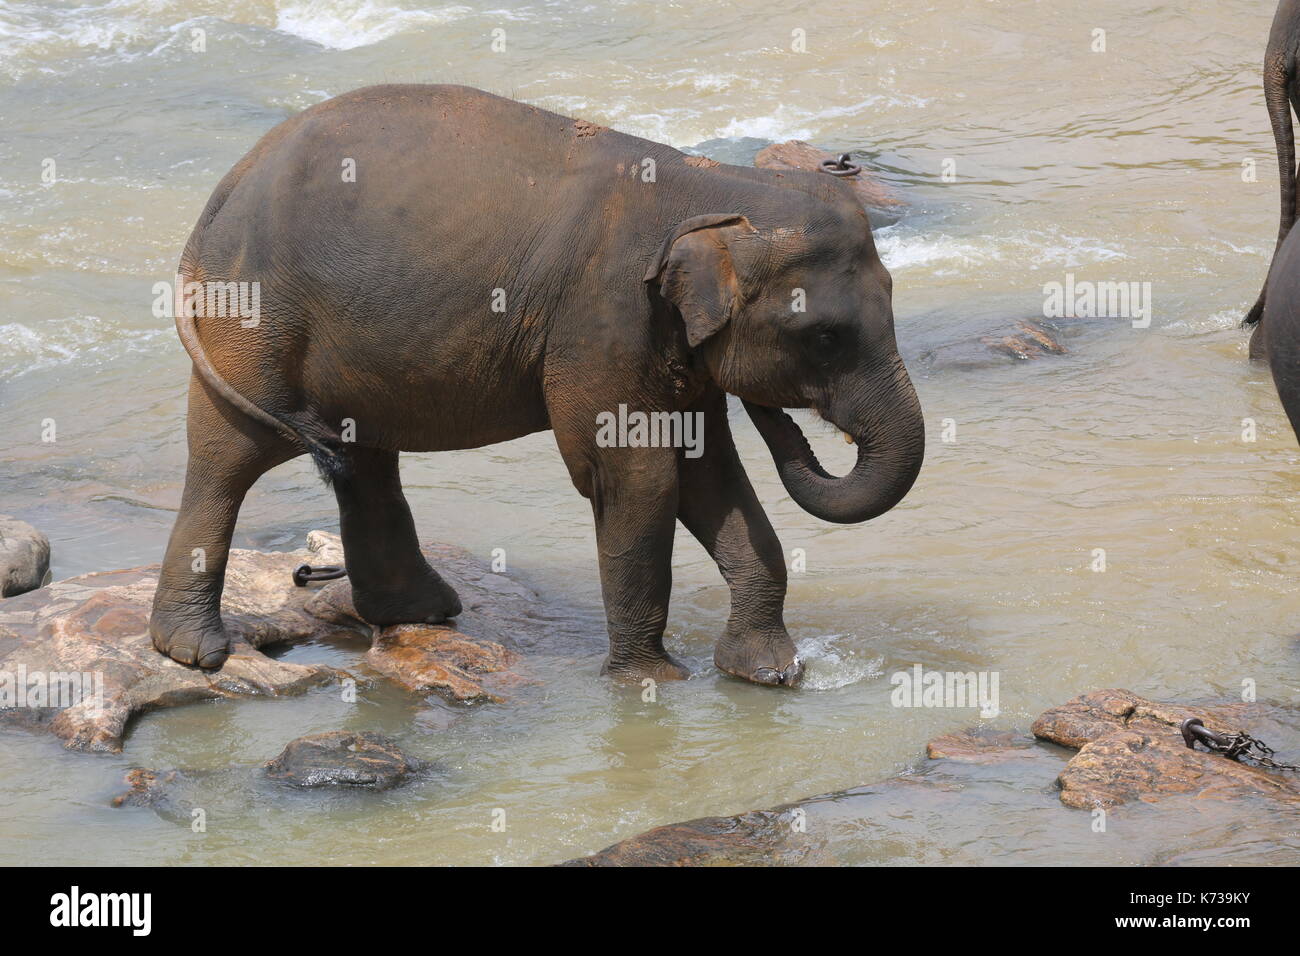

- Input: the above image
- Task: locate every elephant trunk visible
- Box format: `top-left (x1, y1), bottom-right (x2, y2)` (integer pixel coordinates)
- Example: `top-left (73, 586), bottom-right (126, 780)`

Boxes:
top-left (743, 354), bottom-right (924, 524)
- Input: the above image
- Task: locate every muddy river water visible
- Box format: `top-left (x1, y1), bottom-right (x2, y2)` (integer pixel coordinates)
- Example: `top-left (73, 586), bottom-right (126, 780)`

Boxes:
top-left (2, 0), bottom-right (1299, 864)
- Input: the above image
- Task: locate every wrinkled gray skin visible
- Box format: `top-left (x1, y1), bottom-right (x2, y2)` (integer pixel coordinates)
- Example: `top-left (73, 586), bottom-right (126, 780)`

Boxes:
top-left (148, 85), bottom-right (925, 688)
top-left (1247, 0), bottom-right (1300, 358)
top-left (1262, 228), bottom-right (1300, 441)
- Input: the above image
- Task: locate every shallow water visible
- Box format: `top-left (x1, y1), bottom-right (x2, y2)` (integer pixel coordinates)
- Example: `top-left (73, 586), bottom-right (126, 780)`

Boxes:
top-left (2, 0), bottom-right (1300, 865)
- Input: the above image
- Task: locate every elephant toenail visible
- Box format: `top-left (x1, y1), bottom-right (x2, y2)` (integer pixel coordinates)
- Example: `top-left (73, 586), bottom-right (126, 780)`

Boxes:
top-left (197, 648), bottom-right (227, 669)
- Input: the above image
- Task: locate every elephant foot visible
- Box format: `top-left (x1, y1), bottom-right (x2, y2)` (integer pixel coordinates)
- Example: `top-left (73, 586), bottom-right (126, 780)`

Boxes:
top-left (351, 572), bottom-right (463, 627)
top-left (149, 609), bottom-right (230, 670)
top-left (601, 653), bottom-right (691, 683)
top-left (714, 628), bottom-right (804, 687)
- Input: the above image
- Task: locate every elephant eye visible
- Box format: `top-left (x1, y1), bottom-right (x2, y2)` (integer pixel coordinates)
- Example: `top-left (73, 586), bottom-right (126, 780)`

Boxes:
top-left (814, 328), bottom-right (839, 350)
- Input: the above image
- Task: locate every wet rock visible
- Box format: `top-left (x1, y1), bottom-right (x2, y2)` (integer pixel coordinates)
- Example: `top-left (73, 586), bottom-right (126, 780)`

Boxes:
top-left (755, 140), bottom-right (901, 218)
top-left (0, 532), bottom-right (350, 753)
top-left (562, 691), bottom-right (1300, 865)
top-left (918, 319), bottom-right (1068, 371)
top-left (264, 731), bottom-right (420, 790)
top-left (1031, 689), bottom-right (1300, 809)
top-left (980, 320), bottom-right (1068, 361)
top-left (560, 809), bottom-right (812, 867)
top-left (0, 531), bottom-right (557, 753)
top-left (111, 768), bottom-right (199, 809)
top-left (367, 624), bottom-right (518, 703)
top-left (0, 516), bottom-right (51, 598)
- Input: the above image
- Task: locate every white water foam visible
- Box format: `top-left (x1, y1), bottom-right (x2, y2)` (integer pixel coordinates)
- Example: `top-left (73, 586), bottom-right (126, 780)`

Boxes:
top-left (794, 633), bottom-right (884, 691)
top-left (875, 227), bottom-right (1129, 275)
top-left (0, 317), bottom-right (171, 379)
top-left (274, 1), bottom-right (471, 50)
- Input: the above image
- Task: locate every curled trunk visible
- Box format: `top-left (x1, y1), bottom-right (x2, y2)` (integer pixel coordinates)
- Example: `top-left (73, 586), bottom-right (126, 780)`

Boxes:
top-left (744, 356), bottom-right (924, 524)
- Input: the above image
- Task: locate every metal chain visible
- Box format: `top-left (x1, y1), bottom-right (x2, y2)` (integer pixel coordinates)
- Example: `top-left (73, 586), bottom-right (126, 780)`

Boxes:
top-left (1179, 718), bottom-right (1300, 772)
top-left (291, 563), bottom-right (348, 587)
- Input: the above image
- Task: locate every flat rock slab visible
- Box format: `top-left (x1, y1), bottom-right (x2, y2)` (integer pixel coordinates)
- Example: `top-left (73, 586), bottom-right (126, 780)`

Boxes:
top-left (366, 625), bottom-right (519, 703)
top-left (925, 726), bottom-right (1036, 763)
top-left (1031, 688), bottom-right (1300, 809)
top-left (0, 515), bottom-right (51, 598)
top-left (560, 808), bottom-right (819, 867)
top-left (263, 731), bottom-right (421, 790)
top-left (0, 532), bottom-right (556, 753)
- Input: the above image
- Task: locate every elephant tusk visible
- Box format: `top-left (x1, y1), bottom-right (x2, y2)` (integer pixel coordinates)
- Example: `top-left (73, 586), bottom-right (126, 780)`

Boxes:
top-left (842, 431), bottom-right (855, 445)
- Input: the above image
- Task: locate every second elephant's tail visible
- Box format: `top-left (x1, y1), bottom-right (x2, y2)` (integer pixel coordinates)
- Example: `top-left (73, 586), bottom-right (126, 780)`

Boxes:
top-left (1247, 7), bottom-right (1300, 328)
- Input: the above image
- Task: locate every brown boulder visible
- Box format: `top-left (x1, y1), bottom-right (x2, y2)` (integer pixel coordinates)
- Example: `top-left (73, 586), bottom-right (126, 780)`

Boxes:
top-left (1031, 689), bottom-right (1300, 809)
top-left (264, 731), bottom-right (421, 790)
top-left (367, 625), bottom-right (518, 703)
top-left (0, 515), bottom-right (51, 598)
top-left (754, 140), bottom-right (901, 215)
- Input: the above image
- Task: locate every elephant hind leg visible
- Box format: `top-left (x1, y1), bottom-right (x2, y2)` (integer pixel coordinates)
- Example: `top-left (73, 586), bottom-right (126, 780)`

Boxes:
top-left (150, 374), bottom-right (301, 667)
top-left (331, 446), bottom-right (462, 626)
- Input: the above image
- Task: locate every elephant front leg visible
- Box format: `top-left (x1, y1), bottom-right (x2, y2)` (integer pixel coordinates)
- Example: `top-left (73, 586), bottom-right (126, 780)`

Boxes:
top-left (678, 391), bottom-right (802, 687)
top-left (585, 448), bottom-right (689, 683)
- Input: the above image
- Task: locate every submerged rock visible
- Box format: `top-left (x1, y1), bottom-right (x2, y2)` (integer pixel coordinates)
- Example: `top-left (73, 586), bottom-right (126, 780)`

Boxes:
top-left (264, 731), bottom-right (420, 790)
top-left (560, 809), bottom-right (817, 867)
top-left (112, 731), bottom-right (425, 812)
top-left (111, 768), bottom-right (200, 809)
top-left (918, 318), bottom-right (1068, 371)
top-left (561, 689), bottom-right (1300, 865)
top-left (925, 727), bottom-right (1036, 763)
top-left (980, 320), bottom-right (1068, 361)
top-left (0, 516), bottom-right (51, 598)
top-left (0, 532), bottom-right (552, 753)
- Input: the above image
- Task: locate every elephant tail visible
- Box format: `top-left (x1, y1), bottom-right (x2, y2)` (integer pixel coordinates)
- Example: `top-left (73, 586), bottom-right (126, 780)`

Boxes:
top-left (1249, 41), bottom-right (1300, 327)
top-left (173, 257), bottom-right (347, 484)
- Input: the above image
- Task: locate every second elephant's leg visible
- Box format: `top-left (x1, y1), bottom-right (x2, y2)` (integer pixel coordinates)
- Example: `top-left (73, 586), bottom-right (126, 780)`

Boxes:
top-left (678, 391), bottom-right (802, 686)
top-left (332, 447), bottom-right (462, 625)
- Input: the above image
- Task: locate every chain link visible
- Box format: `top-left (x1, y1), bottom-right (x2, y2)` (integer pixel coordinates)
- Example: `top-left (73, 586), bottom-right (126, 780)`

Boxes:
top-left (1179, 717), bottom-right (1300, 772)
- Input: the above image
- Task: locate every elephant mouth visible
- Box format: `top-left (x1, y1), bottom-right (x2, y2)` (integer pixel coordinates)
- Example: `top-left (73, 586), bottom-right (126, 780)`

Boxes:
top-left (744, 402), bottom-right (852, 479)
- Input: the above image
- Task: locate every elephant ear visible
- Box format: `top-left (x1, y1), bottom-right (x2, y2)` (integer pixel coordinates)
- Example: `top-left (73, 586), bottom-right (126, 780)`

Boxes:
top-left (644, 214), bottom-right (756, 347)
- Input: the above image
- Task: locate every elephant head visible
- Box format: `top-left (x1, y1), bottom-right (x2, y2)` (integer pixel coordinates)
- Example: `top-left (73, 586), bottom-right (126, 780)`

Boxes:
top-left (645, 197), bottom-right (924, 523)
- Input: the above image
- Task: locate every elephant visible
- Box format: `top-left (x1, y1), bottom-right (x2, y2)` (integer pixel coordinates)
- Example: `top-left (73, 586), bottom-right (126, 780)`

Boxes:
top-left (1245, 0), bottom-right (1300, 358)
top-left (148, 84), bottom-right (925, 688)
top-left (1262, 227), bottom-right (1300, 441)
